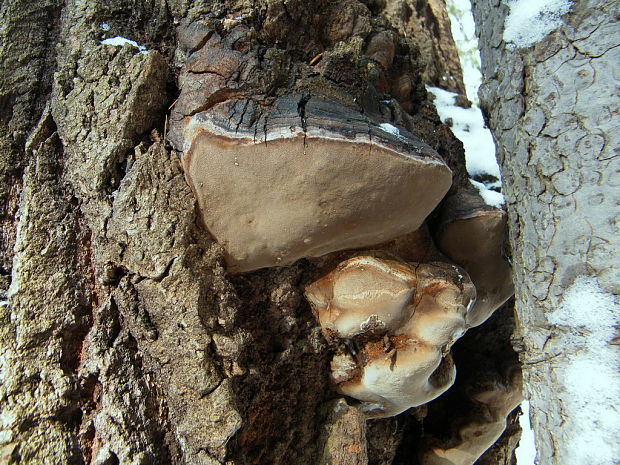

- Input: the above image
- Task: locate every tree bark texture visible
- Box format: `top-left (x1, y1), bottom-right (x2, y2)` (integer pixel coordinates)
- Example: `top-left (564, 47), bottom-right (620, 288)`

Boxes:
top-left (1, 1), bottom-right (521, 464)
top-left (472, 0), bottom-right (619, 463)
top-left (382, 0), bottom-right (467, 97)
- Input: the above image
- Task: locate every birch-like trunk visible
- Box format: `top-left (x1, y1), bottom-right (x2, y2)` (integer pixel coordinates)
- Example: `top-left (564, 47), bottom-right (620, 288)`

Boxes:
top-left (472, 0), bottom-right (619, 462)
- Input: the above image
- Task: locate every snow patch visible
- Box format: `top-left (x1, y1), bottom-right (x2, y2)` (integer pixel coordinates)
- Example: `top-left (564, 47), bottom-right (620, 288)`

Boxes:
top-left (0, 430), bottom-right (13, 444)
top-left (431, 1), bottom-right (507, 209)
top-left (546, 276), bottom-right (620, 465)
top-left (515, 400), bottom-right (537, 464)
top-left (0, 410), bottom-right (15, 428)
top-left (504, 0), bottom-right (573, 48)
top-left (445, 0), bottom-right (483, 105)
top-left (379, 123), bottom-right (400, 136)
top-left (547, 277), bottom-right (617, 329)
top-left (427, 86), bottom-right (504, 207)
top-left (427, 86), bottom-right (500, 179)
top-left (95, 446), bottom-right (113, 463)
top-left (470, 180), bottom-right (504, 208)
top-left (100, 36), bottom-right (148, 54)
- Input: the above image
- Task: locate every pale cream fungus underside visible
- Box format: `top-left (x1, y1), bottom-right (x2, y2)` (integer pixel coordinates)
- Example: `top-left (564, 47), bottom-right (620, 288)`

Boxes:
top-left (183, 130), bottom-right (452, 272)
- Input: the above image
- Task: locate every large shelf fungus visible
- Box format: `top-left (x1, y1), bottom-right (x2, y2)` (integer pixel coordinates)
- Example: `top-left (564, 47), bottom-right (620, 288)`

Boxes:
top-left (305, 256), bottom-right (475, 418)
top-left (171, 93), bottom-right (452, 273)
top-left (168, 26), bottom-right (453, 274)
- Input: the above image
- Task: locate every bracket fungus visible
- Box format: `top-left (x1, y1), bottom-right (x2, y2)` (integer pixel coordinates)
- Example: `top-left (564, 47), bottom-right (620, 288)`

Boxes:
top-left (305, 256), bottom-right (476, 418)
top-left (434, 191), bottom-right (514, 327)
top-left (419, 368), bottom-right (523, 465)
top-left (172, 94), bottom-right (452, 273)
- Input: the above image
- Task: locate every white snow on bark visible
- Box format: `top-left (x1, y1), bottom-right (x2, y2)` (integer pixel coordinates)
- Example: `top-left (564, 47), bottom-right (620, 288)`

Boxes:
top-left (469, 179), bottom-right (504, 208)
top-left (445, 0), bottom-right (483, 105)
top-left (100, 36), bottom-right (148, 54)
top-left (426, 85), bottom-right (504, 208)
top-left (379, 123), bottom-right (400, 136)
top-left (503, 0), bottom-right (573, 48)
top-left (515, 400), bottom-right (536, 464)
top-left (432, 0), bottom-right (506, 208)
top-left (427, 86), bottom-right (500, 180)
top-left (545, 276), bottom-right (620, 465)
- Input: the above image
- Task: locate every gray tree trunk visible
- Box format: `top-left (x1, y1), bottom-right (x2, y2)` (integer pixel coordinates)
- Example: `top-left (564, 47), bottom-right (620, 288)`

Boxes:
top-left (1, 1), bottom-right (523, 464)
top-left (472, 0), bottom-right (619, 463)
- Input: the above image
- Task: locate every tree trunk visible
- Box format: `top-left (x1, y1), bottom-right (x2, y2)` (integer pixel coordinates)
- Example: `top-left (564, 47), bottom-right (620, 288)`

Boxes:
top-left (1, 1), bottom-right (523, 464)
top-left (472, 0), bottom-right (619, 463)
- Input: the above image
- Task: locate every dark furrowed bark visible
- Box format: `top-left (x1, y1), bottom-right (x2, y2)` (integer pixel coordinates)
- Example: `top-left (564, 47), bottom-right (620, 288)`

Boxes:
top-left (0, 1), bottom-right (521, 464)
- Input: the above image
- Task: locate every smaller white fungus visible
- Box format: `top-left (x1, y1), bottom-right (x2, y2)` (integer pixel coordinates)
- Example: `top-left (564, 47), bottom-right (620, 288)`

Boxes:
top-left (100, 36), bottom-right (149, 54)
top-left (379, 123), bottom-right (400, 136)
top-left (100, 23), bottom-right (110, 31)
top-left (503, 0), bottom-right (573, 48)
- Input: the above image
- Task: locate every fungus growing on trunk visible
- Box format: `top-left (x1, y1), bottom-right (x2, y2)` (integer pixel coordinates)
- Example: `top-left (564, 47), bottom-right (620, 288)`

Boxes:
top-left (419, 368), bottom-right (523, 465)
top-left (174, 95), bottom-right (452, 273)
top-left (305, 256), bottom-right (475, 418)
top-left (434, 191), bottom-right (514, 327)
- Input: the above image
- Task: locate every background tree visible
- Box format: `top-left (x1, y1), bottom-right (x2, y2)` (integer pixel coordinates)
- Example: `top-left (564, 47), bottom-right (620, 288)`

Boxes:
top-left (472, 0), bottom-right (619, 463)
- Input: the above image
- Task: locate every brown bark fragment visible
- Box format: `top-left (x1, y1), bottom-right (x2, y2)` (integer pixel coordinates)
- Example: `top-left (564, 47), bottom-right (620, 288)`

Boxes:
top-left (382, 0), bottom-right (466, 96)
top-left (316, 399), bottom-right (369, 465)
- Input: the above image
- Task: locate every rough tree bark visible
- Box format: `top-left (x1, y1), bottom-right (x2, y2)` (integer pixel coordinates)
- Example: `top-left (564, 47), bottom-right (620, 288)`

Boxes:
top-left (1, 1), bottom-right (521, 464)
top-left (472, 0), bottom-right (619, 463)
